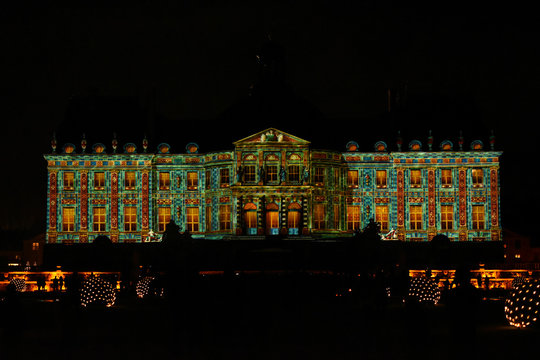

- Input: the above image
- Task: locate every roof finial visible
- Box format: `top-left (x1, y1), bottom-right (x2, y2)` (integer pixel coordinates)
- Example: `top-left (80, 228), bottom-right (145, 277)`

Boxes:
top-left (142, 135), bottom-right (148, 153)
top-left (81, 133), bottom-right (87, 153)
top-left (396, 130), bottom-right (403, 151)
top-left (490, 129), bottom-right (496, 150)
top-left (51, 132), bottom-right (57, 153)
top-left (428, 130), bottom-right (433, 151)
top-left (112, 132), bottom-right (118, 153)
top-left (458, 131), bottom-right (464, 151)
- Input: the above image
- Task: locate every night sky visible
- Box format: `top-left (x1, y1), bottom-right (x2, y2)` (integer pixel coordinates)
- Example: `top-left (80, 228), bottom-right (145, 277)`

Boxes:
top-left (1, 1), bottom-right (538, 237)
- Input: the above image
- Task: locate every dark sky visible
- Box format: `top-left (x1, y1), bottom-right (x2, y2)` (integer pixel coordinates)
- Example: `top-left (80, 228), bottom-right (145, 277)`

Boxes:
top-left (1, 1), bottom-right (538, 235)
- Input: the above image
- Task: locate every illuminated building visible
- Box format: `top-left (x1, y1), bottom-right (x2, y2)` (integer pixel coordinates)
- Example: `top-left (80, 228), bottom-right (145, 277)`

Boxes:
top-left (44, 128), bottom-right (502, 244)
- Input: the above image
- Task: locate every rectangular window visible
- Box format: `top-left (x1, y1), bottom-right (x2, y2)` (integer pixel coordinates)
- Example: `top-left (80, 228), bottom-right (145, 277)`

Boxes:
top-left (94, 172), bottom-right (105, 190)
top-left (376, 205), bottom-right (389, 232)
top-left (347, 170), bottom-right (359, 188)
top-left (244, 165), bottom-right (256, 183)
top-left (158, 207), bottom-right (171, 232)
top-left (313, 204), bottom-right (326, 230)
top-left (409, 205), bottom-right (422, 230)
top-left (441, 205), bottom-right (454, 230)
top-left (187, 172), bottom-right (198, 190)
top-left (124, 206), bottom-right (137, 232)
top-left (334, 169), bottom-right (341, 187)
top-left (64, 172), bottom-right (75, 191)
top-left (159, 172), bottom-right (170, 190)
top-left (245, 210), bottom-right (257, 228)
top-left (220, 168), bottom-right (230, 188)
top-left (288, 210), bottom-right (300, 229)
top-left (219, 205), bottom-right (231, 230)
top-left (472, 205), bottom-right (485, 230)
top-left (125, 172), bottom-right (136, 190)
top-left (333, 204), bottom-right (340, 229)
top-left (314, 167), bottom-right (325, 185)
top-left (347, 205), bottom-right (360, 231)
top-left (472, 169), bottom-right (484, 187)
top-left (93, 207), bottom-right (106, 232)
top-left (410, 170), bottom-right (422, 188)
top-left (441, 169), bottom-right (452, 187)
top-left (186, 207), bottom-right (200, 232)
top-left (62, 207), bottom-right (75, 232)
top-left (376, 170), bottom-right (387, 188)
top-left (288, 165), bottom-right (300, 182)
top-left (265, 165), bottom-right (278, 183)
top-left (32, 242), bottom-right (40, 251)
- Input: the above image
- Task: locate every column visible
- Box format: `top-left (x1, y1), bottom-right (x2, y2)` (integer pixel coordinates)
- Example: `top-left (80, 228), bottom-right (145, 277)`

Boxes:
top-left (110, 171), bottom-right (119, 242)
top-left (396, 168), bottom-right (405, 240)
top-left (458, 168), bottom-right (467, 241)
top-left (48, 171), bottom-right (58, 243)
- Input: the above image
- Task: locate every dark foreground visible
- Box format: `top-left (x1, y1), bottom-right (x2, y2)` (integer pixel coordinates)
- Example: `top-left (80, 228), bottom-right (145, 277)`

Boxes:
top-left (0, 273), bottom-right (537, 360)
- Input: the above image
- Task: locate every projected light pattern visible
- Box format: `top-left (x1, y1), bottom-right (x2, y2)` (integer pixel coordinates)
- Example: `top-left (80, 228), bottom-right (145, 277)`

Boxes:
top-left (9, 278), bottom-right (26, 292)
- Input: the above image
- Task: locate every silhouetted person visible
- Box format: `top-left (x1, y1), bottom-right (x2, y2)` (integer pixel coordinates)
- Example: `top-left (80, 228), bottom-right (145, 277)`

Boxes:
top-left (59, 276), bottom-right (64, 291)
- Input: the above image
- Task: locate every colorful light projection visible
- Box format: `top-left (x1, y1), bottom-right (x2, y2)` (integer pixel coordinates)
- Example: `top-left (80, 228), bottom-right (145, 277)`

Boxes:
top-left (505, 279), bottom-right (540, 328)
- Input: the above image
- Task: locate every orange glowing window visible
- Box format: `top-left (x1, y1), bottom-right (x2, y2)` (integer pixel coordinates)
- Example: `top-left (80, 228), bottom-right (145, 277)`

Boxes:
top-left (472, 205), bottom-right (485, 230)
top-left (410, 170), bottom-right (422, 188)
top-left (187, 172), bottom-right (198, 190)
top-left (333, 204), bottom-right (340, 229)
top-left (159, 172), bottom-right (170, 190)
top-left (288, 165), bottom-right (300, 182)
top-left (376, 170), bottom-right (387, 188)
top-left (125, 172), bottom-right (136, 190)
top-left (124, 206), bottom-right (137, 232)
top-left (220, 168), bottom-right (230, 187)
top-left (472, 169), bottom-right (483, 187)
top-left (219, 205), bottom-right (231, 230)
top-left (94, 172), bottom-right (105, 190)
top-left (64, 172), bottom-right (75, 190)
top-left (158, 207), bottom-right (171, 232)
top-left (186, 207), bottom-right (199, 232)
top-left (265, 165), bottom-right (278, 183)
top-left (441, 205), bottom-right (454, 230)
top-left (93, 207), bottom-right (106, 232)
top-left (376, 205), bottom-right (389, 232)
top-left (347, 205), bottom-right (360, 231)
top-left (347, 170), bottom-right (359, 188)
top-left (244, 165), bottom-right (256, 183)
top-left (409, 205), bottom-right (422, 230)
top-left (314, 167), bottom-right (325, 185)
top-left (62, 207), bottom-right (75, 232)
top-left (441, 169), bottom-right (452, 187)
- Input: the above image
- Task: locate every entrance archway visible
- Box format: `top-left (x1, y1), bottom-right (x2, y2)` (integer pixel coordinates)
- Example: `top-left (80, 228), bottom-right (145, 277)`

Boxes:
top-left (244, 202), bottom-right (257, 235)
top-left (266, 203), bottom-right (280, 235)
top-left (287, 202), bottom-right (302, 235)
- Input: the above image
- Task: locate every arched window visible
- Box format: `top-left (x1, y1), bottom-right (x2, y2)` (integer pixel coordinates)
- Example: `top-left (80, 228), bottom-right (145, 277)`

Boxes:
top-left (266, 203), bottom-right (280, 234)
top-left (244, 203), bottom-right (257, 231)
top-left (287, 203), bottom-right (302, 234)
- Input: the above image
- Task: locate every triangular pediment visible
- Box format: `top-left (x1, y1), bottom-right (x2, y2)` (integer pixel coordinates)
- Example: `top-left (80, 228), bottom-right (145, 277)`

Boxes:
top-left (233, 128), bottom-right (310, 146)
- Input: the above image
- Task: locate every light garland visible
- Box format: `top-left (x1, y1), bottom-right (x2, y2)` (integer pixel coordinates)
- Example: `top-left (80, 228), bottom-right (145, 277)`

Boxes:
top-left (136, 276), bottom-right (154, 298)
top-left (408, 277), bottom-right (441, 305)
top-left (505, 279), bottom-right (540, 328)
top-left (80, 275), bottom-right (116, 307)
top-left (9, 278), bottom-right (26, 292)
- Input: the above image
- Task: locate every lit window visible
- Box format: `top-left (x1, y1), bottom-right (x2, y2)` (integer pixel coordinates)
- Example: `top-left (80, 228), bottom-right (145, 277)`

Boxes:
top-left (244, 165), bottom-right (256, 183)
top-left (32, 242), bottom-right (40, 251)
top-left (206, 170), bottom-right (212, 190)
top-left (409, 205), bottom-right (422, 230)
top-left (187, 172), bottom-right (198, 190)
top-left (313, 204), bottom-right (326, 230)
top-left (64, 172), bottom-right (75, 190)
top-left (376, 170), bottom-right (387, 188)
top-left (219, 205), bottom-right (231, 230)
top-left (314, 167), bottom-right (325, 185)
top-left (158, 207), bottom-right (171, 232)
top-left (206, 206), bottom-right (212, 231)
top-left (347, 170), bottom-right (359, 188)
top-left (125, 172), bottom-right (136, 190)
top-left (266, 204), bottom-right (280, 230)
top-left (334, 169), bottom-right (341, 187)
top-left (220, 168), bottom-right (230, 187)
top-left (186, 207), bottom-right (199, 232)
top-left (441, 205), bottom-right (454, 230)
top-left (376, 205), bottom-right (389, 232)
top-left (244, 203), bottom-right (257, 229)
top-left (159, 172), bottom-right (170, 190)
top-left (472, 169), bottom-right (484, 187)
top-left (410, 170), bottom-right (422, 188)
top-left (93, 207), bottom-right (106, 232)
top-left (265, 165), bottom-right (278, 183)
top-left (441, 169), bottom-right (452, 187)
top-left (94, 172), bottom-right (105, 190)
top-left (62, 207), bottom-right (75, 232)
top-left (347, 205), bottom-right (360, 231)
top-left (472, 205), bottom-right (485, 230)
top-left (288, 165), bottom-right (300, 183)
top-left (124, 207), bottom-right (137, 232)
top-left (288, 203), bottom-right (302, 229)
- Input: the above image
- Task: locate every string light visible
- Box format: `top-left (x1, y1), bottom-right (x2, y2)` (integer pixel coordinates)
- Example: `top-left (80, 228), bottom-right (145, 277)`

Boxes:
top-left (407, 277), bottom-right (440, 305)
top-left (80, 275), bottom-right (116, 307)
top-left (136, 276), bottom-right (154, 298)
top-left (505, 279), bottom-right (540, 328)
top-left (9, 278), bottom-right (26, 292)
